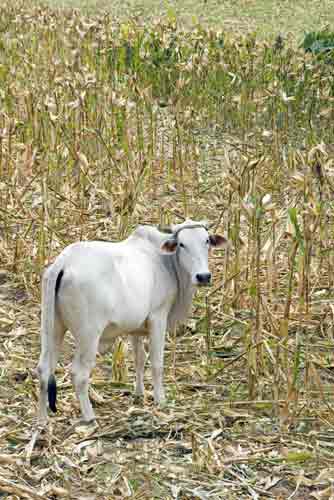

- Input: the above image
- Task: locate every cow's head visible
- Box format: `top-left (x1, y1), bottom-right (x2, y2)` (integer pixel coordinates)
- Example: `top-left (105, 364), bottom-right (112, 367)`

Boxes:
top-left (160, 220), bottom-right (227, 286)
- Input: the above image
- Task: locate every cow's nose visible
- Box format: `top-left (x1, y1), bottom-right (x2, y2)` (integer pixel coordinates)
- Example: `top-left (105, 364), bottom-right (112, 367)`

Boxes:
top-left (196, 273), bottom-right (211, 285)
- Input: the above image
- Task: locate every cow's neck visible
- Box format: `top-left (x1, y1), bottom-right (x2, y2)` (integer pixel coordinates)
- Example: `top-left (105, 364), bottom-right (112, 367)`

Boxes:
top-left (167, 252), bottom-right (195, 331)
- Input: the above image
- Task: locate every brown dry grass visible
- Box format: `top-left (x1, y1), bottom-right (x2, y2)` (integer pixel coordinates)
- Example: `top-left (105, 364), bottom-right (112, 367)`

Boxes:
top-left (42, 0), bottom-right (334, 39)
top-left (1, 1), bottom-right (334, 498)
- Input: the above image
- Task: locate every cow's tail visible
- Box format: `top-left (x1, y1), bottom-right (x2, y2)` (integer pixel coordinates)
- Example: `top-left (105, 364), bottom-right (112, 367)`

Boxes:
top-left (40, 258), bottom-right (64, 414)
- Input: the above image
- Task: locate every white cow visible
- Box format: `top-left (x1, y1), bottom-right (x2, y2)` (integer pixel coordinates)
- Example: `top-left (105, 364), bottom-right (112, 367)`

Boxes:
top-left (37, 220), bottom-right (226, 423)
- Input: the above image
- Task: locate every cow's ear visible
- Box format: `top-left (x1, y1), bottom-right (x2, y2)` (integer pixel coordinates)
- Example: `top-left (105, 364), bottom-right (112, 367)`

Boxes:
top-left (209, 234), bottom-right (228, 248)
top-left (161, 238), bottom-right (178, 254)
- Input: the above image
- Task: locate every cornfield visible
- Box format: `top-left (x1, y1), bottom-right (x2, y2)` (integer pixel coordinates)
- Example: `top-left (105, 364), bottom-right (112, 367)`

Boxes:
top-left (1, 1), bottom-right (334, 498)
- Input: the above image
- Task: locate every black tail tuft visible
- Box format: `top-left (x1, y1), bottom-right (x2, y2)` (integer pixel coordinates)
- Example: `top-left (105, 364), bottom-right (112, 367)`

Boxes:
top-left (55, 269), bottom-right (64, 296)
top-left (48, 374), bottom-right (57, 413)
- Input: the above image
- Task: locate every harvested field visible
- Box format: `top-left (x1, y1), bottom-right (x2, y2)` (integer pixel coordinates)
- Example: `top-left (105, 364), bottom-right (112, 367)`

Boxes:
top-left (1, 1), bottom-right (334, 498)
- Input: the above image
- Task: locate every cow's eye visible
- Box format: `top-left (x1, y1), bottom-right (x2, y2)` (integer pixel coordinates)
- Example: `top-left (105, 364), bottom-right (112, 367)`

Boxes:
top-left (206, 238), bottom-right (210, 245)
top-left (179, 243), bottom-right (185, 248)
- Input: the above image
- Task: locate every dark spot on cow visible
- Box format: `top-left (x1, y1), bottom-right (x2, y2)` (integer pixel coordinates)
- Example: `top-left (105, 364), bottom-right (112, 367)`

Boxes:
top-left (55, 270), bottom-right (64, 296)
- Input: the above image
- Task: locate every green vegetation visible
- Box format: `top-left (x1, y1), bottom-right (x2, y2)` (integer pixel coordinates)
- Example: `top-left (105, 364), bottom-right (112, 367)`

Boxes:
top-left (1, 0), bottom-right (334, 498)
top-left (302, 29), bottom-right (334, 55)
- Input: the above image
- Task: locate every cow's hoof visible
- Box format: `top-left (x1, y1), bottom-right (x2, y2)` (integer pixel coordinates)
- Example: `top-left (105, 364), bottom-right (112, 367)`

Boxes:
top-left (75, 419), bottom-right (98, 434)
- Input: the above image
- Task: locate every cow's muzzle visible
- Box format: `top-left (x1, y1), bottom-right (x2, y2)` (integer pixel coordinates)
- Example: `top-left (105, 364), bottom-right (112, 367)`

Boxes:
top-left (195, 272), bottom-right (212, 286)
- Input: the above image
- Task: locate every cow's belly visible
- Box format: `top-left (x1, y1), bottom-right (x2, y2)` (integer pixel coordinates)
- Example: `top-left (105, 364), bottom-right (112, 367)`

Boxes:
top-left (98, 321), bottom-right (149, 354)
top-left (102, 320), bottom-right (149, 341)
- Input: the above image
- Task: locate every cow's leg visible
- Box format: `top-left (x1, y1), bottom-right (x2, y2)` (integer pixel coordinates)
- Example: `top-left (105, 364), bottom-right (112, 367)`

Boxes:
top-left (149, 314), bottom-right (167, 404)
top-left (71, 333), bottom-right (100, 423)
top-left (37, 314), bottom-right (65, 423)
top-left (131, 336), bottom-right (146, 397)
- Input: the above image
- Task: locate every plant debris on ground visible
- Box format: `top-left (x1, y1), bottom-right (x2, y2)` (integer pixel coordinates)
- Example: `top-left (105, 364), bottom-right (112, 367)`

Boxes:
top-left (1, 1), bottom-right (334, 498)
